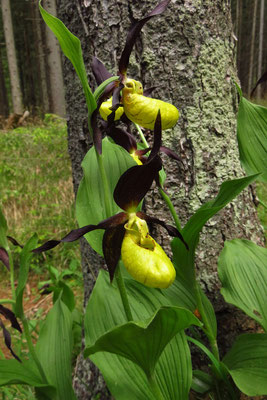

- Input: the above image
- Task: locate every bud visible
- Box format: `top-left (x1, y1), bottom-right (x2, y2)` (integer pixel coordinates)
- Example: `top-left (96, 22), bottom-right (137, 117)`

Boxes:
top-left (121, 215), bottom-right (176, 288)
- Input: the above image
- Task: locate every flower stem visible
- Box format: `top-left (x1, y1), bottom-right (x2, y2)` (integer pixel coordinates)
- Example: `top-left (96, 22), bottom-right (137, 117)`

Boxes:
top-left (0, 299), bottom-right (15, 305)
top-left (147, 373), bottom-right (164, 400)
top-left (21, 315), bottom-right (48, 383)
top-left (158, 187), bottom-right (182, 232)
top-left (115, 263), bottom-right (133, 321)
top-left (135, 123), bottom-right (149, 148)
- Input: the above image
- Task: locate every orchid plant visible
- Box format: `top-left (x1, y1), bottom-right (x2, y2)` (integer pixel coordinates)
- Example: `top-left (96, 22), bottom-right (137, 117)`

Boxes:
top-left (0, 1), bottom-right (267, 399)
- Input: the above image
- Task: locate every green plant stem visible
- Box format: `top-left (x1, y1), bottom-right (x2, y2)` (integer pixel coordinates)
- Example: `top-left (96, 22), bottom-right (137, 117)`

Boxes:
top-left (135, 123), bottom-right (149, 148)
top-left (158, 187), bottom-right (182, 231)
top-left (115, 264), bottom-right (133, 321)
top-left (258, 198), bottom-right (267, 209)
top-left (0, 299), bottom-right (15, 305)
top-left (147, 373), bottom-right (164, 400)
top-left (194, 282), bottom-right (220, 360)
top-left (21, 315), bottom-right (48, 383)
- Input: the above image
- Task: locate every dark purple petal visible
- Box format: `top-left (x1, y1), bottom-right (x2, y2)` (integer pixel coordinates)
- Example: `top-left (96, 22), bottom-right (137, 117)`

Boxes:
top-left (143, 86), bottom-right (157, 97)
top-left (33, 213), bottom-right (128, 253)
top-left (0, 305), bottom-right (22, 333)
top-left (113, 156), bottom-right (162, 211)
top-left (103, 225), bottom-right (126, 282)
top-left (97, 81), bottom-right (117, 103)
top-left (0, 320), bottom-right (22, 362)
top-left (112, 83), bottom-right (124, 109)
top-left (92, 56), bottom-right (112, 85)
top-left (0, 247), bottom-right (10, 270)
top-left (137, 211), bottom-right (189, 250)
top-left (160, 146), bottom-right (182, 162)
top-left (106, 126), bottom-right (137, 153)
top-left (250, 70), bottom-right (267, 98)
top-left (119, 0), bottom-right (170, 74)
top-left (7, 236), bottom-right (23, 248)
top-left (91, 108), bottom-right (103, 154)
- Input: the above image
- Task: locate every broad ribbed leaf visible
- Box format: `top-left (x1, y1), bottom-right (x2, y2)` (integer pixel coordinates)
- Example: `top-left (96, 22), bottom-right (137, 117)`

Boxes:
top-left (84, 269), bottom-right (194, 400)
top-left (0, 359), bottom-right (52, 388)
top-left (223, 333), bottom-right (267, 396)
top-left (218, 239), bottom-right (267, 331)
top-left (85, 306), bottom-right (200, 378)
top-left (76, 137), bottom-right (136, 255)
top-left (237, 85), bottom-right (267, 181)
top-left (36, 298), bottom-right (76, 400)
top-left (171, 174), bottom-right (259, 287)
top-left (39, 2), bottom-right (96, 115)
top-left (15, 234), bottom-right (38, 318)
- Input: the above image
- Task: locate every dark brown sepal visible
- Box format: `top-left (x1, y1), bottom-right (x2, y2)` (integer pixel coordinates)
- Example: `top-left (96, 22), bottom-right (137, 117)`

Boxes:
top-left (107, 126), bottom-right (137, 153)
top-left (103, 224), bottom-right (126, 282)
top-left (92, 56), bottom-right (112, 85)
top-left (7, 236), bottom-right (23, 248)
top-left (33, 213), bottom-right (128, 253)
top-left (147, 110), bottom-right (162, 162)
top-left (113, 155), bottom-right (162, 212)
top-left (118, 0), bottom-right (170, 74)
top-left (137, 211), bottom-right (189, 250)
top-left (250, 70), bottom-right (267, 98)
top-left (0, 247), bottom-right (10, 270)
top-left (160, 146), bottom-right (182, 162)
top-left (91, 108), bottom-right (103, 154)
top-left (0, 319), bottom-right (22, 362)
top-left (0, 305), bottom-right (22, 333)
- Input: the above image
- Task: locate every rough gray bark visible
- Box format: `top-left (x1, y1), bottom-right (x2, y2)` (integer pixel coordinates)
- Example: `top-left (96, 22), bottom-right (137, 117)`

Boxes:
top-left (1, 0), bottom-right (23, 114)
top-left (57, 0), bottom-right (264, 398)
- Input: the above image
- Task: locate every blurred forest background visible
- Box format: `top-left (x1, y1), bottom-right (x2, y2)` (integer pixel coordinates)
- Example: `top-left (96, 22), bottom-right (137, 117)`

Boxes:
top-left (0, 0), bottom-right (267, 124)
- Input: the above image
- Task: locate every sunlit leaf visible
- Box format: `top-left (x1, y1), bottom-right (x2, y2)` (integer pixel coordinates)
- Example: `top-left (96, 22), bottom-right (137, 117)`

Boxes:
top-left (85, 305), bottom-right (200, 378)
top-left (223, 333), bottom-right (267, 396)
top-left (36, 298), bottom-right (76, 400)
top-left (84, 269), bottom-right (194, 400)
top-left (237, 85), bottom-right (267, 181)
top-left (218, 239), bottom-right (267, 331)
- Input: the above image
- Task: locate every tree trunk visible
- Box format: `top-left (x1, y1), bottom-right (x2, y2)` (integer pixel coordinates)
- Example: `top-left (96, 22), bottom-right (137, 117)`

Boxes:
top-left (31, 1), bottom-right (50, 114)
top-left (257, 0), bottom-right (264, 98)
top-left (248, 0), bottom-right (258, 97)
top-left (43, 0), bottom-right (66, 117)
top-left (0, 47), bottom-right (9, 117)
top-left (1, 0), bottom-right (23, 114)
top-left (57, 0), bottom-right (264, 398)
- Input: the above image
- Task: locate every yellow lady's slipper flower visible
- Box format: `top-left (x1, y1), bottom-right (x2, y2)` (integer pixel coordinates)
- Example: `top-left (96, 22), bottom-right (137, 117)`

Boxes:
top-left (121, 215), bottom-right (176, 288)
top-left (122, 79), bottom-right (179, 130)
top-left (99, 98), bottom-right (124, 121)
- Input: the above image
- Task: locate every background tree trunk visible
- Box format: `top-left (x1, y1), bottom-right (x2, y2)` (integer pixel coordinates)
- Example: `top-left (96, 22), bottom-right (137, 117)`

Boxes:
top-left (0, 47), bottom-right (9, 117)
top-left (57, 0), bottom-right (264, 398)
top-left (257, 0), bottom-right (265, 98)
top-left (248, 0), bottom-right (258, 97)
top-left (43, 0), bottom-right (66, 117)
top-left (1, 0), bottom-right (23, 114)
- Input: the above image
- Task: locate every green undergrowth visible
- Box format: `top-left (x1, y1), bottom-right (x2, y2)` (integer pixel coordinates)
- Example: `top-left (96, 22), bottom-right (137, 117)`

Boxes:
top-left (0, 114), bottom-right (81, 278)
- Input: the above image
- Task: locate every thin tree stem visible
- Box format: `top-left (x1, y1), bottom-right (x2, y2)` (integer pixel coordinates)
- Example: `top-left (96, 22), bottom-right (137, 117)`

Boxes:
top-left (115, 264), bottom-right (133, 321)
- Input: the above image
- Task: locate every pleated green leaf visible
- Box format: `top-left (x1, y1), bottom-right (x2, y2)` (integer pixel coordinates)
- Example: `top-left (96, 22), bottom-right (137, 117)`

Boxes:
top-left (14, 234), bottom-right (38, 318)
top-left (85, 305), bottom-right (201, 378)
top-left (218, 239), bottom-right (267, 331)
top-left (237, 86), bottom-right (267, 182)
top-left (0, 359), bottom-right (49, 387)
top-left (84, 269), bottom-right (195, 400)
top-left (171, 174), bottom-right (259, 287)
top-left (39, 1), bottom-right (96, 115)
top-left (223, 333), bottom-right (267, 396)
top-left (36, 298), bottom-right (76, 400)
top-left (76, 137), bottom-right (136, 255)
